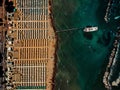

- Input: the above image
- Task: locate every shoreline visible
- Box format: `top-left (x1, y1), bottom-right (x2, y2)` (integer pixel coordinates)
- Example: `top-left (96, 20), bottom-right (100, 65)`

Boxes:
top-left (48, 0), bottom-right (58, 90)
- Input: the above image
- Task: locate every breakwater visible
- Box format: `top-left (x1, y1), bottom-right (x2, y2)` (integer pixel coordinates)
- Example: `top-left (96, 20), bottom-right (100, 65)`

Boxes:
top-left (103, 30), bottom-right (120, 90)
top-left (104, 0), bottom-right (120, 22)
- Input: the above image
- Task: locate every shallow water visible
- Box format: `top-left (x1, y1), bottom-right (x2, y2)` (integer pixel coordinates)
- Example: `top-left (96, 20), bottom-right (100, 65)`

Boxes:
top-left (52, 0), bottom-right (119, 90)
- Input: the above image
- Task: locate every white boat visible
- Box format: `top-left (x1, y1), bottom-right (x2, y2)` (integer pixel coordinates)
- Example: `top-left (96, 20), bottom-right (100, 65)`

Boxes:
top-left (114, 16), bottom-right (120, 20)
top-left (83, 26), bottom-right (98, 32)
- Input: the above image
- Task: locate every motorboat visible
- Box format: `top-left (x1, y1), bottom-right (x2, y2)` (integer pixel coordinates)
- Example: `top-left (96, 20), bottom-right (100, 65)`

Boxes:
top-left (83, 26), bottom-right (98, 32)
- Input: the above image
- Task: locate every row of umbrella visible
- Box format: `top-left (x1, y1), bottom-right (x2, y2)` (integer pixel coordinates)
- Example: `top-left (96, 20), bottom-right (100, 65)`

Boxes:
top-left (4, 0), bottom-right (16, 89)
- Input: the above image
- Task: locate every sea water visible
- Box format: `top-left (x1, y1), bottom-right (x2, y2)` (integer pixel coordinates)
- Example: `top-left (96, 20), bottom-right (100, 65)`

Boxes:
top-left (52, 0), bottom-right (120, 90)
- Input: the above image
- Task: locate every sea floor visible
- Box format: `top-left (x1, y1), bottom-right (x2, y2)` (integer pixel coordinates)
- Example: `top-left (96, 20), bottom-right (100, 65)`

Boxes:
top-left (52, 0), bottom-right (120, 90)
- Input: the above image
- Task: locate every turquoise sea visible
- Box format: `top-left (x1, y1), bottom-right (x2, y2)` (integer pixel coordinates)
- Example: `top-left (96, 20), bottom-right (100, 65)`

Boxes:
top-left (52, 0), bottom-right (120, 90)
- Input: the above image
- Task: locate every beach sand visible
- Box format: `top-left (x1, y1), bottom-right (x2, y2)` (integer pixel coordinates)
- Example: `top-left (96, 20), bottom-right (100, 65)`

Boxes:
top-left (5, 0), bottom-right (57, 89)
top-left (46, 1), bottom-right (57, 89)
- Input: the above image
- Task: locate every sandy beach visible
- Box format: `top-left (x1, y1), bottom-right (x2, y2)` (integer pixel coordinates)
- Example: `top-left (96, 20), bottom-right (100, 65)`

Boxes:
top-left (4, 0), bottom-right (57, 89)
top-left (46, 0), bottom-right (57, 90)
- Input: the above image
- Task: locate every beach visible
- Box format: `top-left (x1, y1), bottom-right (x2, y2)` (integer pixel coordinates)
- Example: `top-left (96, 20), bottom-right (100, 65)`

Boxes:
top-left (3, 0), bottom-right (57, 90)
